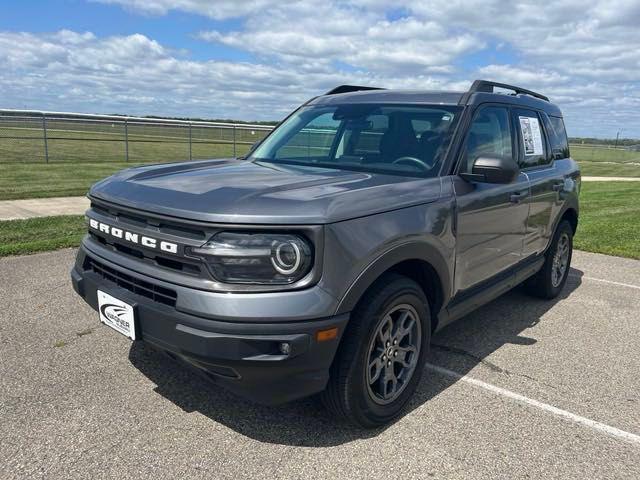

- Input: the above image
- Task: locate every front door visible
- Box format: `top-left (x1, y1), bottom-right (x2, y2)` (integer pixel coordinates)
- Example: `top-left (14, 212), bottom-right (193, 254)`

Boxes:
top-left (452, 105), bottom-right (530, 294)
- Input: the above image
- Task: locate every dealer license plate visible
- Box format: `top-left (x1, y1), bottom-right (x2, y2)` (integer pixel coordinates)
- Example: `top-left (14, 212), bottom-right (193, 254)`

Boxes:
top-left (97, 290), bottom-right (136, 340)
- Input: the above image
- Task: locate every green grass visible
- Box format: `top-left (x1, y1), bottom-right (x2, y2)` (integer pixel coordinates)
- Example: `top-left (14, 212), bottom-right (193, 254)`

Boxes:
top-left (0, 162), bottom-right (132, 200)
top-left (0, 146), bottom-right (256, 201)
top-left (576, 161), bottom-right (640, 177)
top-left (570, 144), bottom-right (640, 163)
top-left (0, 124), bottom-right (262, 163)
top-left (574, 182), bottom-right (640, 259)
top-left (0, 215), bottom-right (86, 256)
top-left (570, 144), bottom-right (640, 177)
top-left (0, 123), bottom-right (263, 199)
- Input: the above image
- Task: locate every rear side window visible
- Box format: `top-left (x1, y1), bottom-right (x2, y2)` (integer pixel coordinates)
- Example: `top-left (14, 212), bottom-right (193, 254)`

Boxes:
top-left (515, 109), bottom-right (548, 168)
top-left (461, 106), bottom-right (512, 174)
top-left (544, 114), bottom-right (570, 160)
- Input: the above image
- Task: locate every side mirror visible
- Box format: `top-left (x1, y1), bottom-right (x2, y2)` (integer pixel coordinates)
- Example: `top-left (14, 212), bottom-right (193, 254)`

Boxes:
top-left (460, 155), bottom-right (519, 184)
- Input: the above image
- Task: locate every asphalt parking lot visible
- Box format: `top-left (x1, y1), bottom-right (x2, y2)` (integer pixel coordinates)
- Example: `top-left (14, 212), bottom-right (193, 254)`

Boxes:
top-left (1, 249), bottom-right (639, 479)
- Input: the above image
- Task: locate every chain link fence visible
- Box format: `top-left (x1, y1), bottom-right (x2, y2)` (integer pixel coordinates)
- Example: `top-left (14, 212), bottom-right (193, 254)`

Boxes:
top-left (569, 143), bottom-right (640, 162)
top-left (4, 109), bottom-right (637, 174)
top-left (0, 110), bottom-right (274, 164)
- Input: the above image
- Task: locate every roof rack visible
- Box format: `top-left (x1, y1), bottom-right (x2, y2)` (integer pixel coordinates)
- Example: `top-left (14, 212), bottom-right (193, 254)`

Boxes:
top-left (325, 85), bottom-right (385, 95)
top-left (459, 79), bottom-right (549, 105)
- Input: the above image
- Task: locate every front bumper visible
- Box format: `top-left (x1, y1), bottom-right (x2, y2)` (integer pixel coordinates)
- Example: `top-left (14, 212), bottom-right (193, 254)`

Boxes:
top-left (71, 244), bottom-right (349, 405)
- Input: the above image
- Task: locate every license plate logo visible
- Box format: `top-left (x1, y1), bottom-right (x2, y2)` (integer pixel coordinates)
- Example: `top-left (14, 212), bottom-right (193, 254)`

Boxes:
top-left (97, 290), bottom-right (136, 340)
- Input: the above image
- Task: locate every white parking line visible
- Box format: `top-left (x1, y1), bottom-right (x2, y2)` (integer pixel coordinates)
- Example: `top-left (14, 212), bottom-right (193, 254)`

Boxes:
top-left (570, 274), bottom-right (640, 291)
top-left (425, 363), bottom-right (640, 446)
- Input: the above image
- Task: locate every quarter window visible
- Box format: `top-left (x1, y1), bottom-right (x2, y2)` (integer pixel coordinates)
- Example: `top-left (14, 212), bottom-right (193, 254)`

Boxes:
top-left (462, 106), bottom-right (512, 174)
top-left (544, 114), bottom-right (570, 160)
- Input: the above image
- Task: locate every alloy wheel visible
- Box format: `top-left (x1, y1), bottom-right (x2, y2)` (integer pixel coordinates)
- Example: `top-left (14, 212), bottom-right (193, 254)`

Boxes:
top-left (552, 232), bottom-right (570, 287)
top-left (366, 304), bottom-right (422, 405)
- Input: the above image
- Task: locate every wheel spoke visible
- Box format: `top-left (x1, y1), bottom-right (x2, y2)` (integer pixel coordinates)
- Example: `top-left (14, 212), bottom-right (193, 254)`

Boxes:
top-left (368, 357), bottom-right (383, 384)
top-left (382, 368), bottom-right (398, 399)
top-left (396, 312), bottom-right (416, 341)
top-left (396, 345), bottom-right (417, 368)
top-left (377, 314), bottom-right (393, 345)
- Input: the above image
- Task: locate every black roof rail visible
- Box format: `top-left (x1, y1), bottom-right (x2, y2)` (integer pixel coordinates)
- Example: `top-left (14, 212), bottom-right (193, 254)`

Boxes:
top-left (459, 79), bottom-right (549, 105)
top-left (325, 85), bottom-right (385, 95)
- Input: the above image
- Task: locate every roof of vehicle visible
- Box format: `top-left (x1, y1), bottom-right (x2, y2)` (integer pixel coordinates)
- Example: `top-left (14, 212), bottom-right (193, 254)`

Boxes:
top-left (309, 80), bottom-right (563, 117)
top-left (310, 90), bottom-right (466, 107)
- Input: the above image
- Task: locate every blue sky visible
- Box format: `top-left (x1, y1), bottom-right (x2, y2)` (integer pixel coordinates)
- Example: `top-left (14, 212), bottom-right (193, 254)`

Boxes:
top-left (1, 0), bottom-right (639, 138)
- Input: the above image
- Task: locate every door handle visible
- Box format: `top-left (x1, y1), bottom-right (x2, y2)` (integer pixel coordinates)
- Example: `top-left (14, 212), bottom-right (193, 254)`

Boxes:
top-left (510, 191), bottom-right (525, 203)
top-left (552, 181), bottom-right (564, 192)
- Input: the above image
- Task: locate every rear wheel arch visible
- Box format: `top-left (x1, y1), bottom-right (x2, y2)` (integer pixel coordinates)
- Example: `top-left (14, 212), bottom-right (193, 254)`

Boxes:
top-left (561, 207), bottom-right (578, 234)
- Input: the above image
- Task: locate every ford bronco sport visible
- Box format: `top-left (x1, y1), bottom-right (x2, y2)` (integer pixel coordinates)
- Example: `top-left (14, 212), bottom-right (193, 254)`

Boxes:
top-left (71, 80), bottom-right (580, 427)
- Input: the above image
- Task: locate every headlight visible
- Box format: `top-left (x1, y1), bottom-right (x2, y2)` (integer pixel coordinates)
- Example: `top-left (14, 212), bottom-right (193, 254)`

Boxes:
top-left (190, 232), bottom-right (313, 285)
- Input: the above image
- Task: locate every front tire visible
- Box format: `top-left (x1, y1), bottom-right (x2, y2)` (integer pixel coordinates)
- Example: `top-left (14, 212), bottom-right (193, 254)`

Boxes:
top-left (321, 274), bottom-right (430, 428)
top-left (524, 220), bottom-right (573, 299)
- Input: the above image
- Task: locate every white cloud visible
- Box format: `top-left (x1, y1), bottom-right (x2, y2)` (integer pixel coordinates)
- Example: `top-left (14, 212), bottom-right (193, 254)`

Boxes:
top-left (5, 0), bottom-right (640, 137)
top-left (2, 30), bottom-right (436, 120)
top-left (111, 0), bottom-right (640, 136)
top-left (94, 0), bottom-right (281, 20)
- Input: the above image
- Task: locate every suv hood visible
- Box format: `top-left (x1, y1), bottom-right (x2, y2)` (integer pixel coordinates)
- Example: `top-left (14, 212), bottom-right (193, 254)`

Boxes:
top-left (89, 159), bottom-right (443, 224)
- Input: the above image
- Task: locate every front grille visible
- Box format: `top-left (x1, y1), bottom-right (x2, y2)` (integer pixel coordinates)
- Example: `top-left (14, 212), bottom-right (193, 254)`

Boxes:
top-left (88, 199), bottom-right (209, 279)
top-left (91, 201), bottom-right (207, 241)
top-left (85, 256), bottom-right (177, 307)
top-left (89, 231), bottom-right (203, 276)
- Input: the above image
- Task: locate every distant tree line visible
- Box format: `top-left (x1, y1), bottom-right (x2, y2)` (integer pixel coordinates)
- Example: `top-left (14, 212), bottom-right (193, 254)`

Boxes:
top-left (117, 114), bottom-right (279, 126)
top-left (569, 137), bottom-right (639, 147)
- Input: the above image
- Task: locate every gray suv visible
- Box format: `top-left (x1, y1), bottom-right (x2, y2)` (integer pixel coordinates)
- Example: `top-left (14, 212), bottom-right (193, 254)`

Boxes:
top-left (71, 80), bottom-right (580, 427)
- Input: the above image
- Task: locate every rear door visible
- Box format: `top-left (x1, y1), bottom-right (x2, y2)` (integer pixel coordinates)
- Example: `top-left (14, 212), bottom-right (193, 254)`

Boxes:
top-left (513, 108), bottom-right (561, 257)
top-left (453, 105), bottom-right (530, 293)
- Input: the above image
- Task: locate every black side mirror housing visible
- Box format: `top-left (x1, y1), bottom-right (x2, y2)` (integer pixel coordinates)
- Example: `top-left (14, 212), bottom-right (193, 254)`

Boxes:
top-left (460, 155), bottom-right (520, 184)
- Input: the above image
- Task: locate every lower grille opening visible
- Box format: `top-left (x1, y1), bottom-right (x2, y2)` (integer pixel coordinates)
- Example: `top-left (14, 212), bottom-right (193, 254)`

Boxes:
top-left (84, 257), bottom-right (177, 307)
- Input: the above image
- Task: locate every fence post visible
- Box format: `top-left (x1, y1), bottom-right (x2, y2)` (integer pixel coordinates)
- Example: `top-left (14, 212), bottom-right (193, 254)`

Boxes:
top-left (124, 119), bottom-right (129, 162)
top-left (42, 115), bottom-right (49, 163)
top-left (233, 125), bottom-right (237, 158)
top-left (189, 123), bottom-right (192, 161)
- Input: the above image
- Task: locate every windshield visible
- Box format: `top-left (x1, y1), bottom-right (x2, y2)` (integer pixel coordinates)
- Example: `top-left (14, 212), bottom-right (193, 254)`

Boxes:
top-left (249, 104), bottom-right (461, 177)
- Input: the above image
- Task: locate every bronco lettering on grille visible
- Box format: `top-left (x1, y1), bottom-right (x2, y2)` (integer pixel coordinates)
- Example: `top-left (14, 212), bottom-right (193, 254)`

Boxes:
top-left (88, 218), bottom-right (178, 254)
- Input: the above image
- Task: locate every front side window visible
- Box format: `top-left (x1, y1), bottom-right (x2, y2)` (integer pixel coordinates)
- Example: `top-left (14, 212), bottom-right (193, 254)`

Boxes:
top-left (461, 106), bottom-right (512, 173)
top-left (249, 104), bottom-right (461, 177)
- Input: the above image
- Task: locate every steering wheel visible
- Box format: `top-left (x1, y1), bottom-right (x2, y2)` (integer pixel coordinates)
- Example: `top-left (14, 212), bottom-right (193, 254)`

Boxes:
top-left (392, 156), bottom-right (431, 171)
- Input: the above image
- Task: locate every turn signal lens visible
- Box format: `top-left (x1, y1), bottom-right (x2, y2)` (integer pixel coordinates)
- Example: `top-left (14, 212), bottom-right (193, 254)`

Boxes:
top-left (316, 327), bottom-right (338, 342)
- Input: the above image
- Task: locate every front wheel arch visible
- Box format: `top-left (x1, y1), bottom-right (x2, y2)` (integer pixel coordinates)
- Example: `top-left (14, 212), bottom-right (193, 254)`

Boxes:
top-left (335, 243), bottom-right (450, 329)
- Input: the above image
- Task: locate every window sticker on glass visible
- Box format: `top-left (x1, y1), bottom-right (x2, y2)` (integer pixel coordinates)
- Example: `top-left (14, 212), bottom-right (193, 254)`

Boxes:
top-left (519, 116), bottom-right (543, 156)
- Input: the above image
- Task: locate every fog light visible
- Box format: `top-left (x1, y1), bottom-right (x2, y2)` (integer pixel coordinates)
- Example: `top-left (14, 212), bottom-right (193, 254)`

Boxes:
top-left (279, 342), bottom-right (291, 355)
